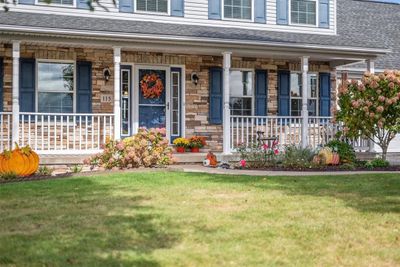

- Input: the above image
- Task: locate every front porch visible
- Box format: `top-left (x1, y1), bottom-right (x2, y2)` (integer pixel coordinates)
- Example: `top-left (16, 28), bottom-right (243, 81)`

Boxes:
top-left (0, 38), bottom-right (383, 159)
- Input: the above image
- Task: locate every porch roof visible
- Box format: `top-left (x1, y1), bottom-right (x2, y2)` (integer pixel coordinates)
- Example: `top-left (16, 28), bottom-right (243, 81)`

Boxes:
top-left (0, 7), bottom-right (390, 65)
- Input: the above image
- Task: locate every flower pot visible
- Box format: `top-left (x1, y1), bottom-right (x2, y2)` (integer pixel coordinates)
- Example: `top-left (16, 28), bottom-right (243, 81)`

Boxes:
top-left (176, 146), bottom-right (185, 153)
top-left (191, 147), bottom-right (200, 153)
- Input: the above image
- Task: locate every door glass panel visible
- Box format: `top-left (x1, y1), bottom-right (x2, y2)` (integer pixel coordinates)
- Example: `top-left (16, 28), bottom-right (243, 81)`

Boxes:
top-left (171, 71), bottom-right (180, 136)
top-left (121, 68), bottom-right (131, 136)
top-left (138, 69), bottom-right (167, 132)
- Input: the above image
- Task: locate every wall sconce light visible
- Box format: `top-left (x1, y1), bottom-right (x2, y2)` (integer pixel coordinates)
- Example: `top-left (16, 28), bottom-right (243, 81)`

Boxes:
top-left (103, 67), bottom-right (111, 82)
top-left (191, 72), bottom-right (199, 86)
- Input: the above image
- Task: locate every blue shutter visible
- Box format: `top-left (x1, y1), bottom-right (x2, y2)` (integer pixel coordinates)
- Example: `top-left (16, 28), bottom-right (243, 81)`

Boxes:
top-left (319, 0), bottom-right (329, 28)
top-left (77, 0), bottom-right (89, 9)
top-left (254, 0), bottom-right (266, 23)
top-left (19, 0), bottom-right (35, 5)
top-left (77, 61), bottom-right (92, 113)
top-left (208, 0), bottom-right (221, 20)
top-left (278, 70), bottom-right (290, 116)
top-left (0, 58), bottom-right (3, 111)
top-left (209, 67), bottom-right (223, 124)
top-left (255, 70), bottom-right (268, 116)
top-left (319, 73), bottom-right (331, 116)
top-left (276, 0), bottom-right (288, 25)
top-left (19, 59), bottom-right (35, 112)
top-left (171, 0), bottom-right (184, 17)
top-left (119, 0), bottom-right (133, 12)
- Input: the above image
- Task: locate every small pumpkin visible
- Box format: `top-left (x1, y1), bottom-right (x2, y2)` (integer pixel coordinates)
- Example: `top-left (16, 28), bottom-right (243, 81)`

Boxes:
top-left (318, 147), bottom-right (333, 165)
top-left (331, 152), bottom-right (340, 166)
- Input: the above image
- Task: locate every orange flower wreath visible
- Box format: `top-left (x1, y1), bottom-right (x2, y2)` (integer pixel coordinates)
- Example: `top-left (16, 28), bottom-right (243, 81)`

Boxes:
top-left (140, 73), bottom-right (164, 99)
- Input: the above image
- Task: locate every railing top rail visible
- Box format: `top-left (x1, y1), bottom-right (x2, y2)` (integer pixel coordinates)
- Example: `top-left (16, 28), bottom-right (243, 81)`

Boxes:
top-left (19, 112), bottom-right (115, 116)
top-left (230, 115), bottom-right (303, 119)
top-left (0, 112), bottom-right (13, 114)
top-left (308, 116), bottom-right (333, 119)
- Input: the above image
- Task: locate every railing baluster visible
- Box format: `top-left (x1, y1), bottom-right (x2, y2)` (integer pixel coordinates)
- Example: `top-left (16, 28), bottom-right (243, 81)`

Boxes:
top-left (97, 116), bottom-right (100, 149)
top-left (79, 116), bottom-right (82, 150)
top-left (85, 115), bottom-right (88, 150)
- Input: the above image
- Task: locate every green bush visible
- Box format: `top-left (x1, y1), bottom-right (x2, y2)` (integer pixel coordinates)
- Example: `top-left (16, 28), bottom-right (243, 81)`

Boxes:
top-left (326, 140), bottom-right (356, 163)
top-left (340, 163), bottom-right (357, 171)
top-left (0, 172), bottom-right (18, 180)
top-left (281, 145), bottom-right (315, 169)
top-left (70, 165), bottom-right (83, 173)
top-left (365, 158), bottom-right (390, 169)
top-left (37, 166), bottom-right (54, 176)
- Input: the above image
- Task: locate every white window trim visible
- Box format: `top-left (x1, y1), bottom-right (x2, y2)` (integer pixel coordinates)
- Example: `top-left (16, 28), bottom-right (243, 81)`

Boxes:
top-left (121, 68), bottom-right (131, 137)
top-left (35, 0), bottom-right (76, 8)
top-left (222, 0), bottom-right (254, 22)
top-left (35, 59), bottom-right (76, 113)
top-left (170, 70), bottom-right (181, 137)
top-left (229, 68), bottom-right (255, 116)
top-left (134, 0), bottom-right (170, 16)
top-left (289, 0), bottom-right (318, 28)
top-left (290, 71), bottom-right (319, 116)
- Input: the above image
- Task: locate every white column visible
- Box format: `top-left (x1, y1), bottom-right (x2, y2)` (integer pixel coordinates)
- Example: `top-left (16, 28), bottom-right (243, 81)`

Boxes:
top-left (12, 41), bottom-right (20, 148)
top-left (222, 52), bottom-right (232, 155)
top-left (113, 47), bottom-right (121, 141)
top-left (367, 59), bottom-right (375, 152)
top-left (301, 56), bottom-right (309, 148)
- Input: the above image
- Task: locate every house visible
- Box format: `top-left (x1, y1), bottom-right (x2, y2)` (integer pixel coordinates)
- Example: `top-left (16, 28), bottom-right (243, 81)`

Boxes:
top-left (0, 0), bottom-right (392, 160)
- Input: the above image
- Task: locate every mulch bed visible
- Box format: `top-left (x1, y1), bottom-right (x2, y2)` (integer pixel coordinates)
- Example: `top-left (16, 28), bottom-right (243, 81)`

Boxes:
top-left (237, 166), bottom-right (400, 172)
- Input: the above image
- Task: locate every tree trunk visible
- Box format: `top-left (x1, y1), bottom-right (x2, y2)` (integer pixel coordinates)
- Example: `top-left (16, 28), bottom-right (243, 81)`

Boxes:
top-left (381, 145), bottom-right (388, 161)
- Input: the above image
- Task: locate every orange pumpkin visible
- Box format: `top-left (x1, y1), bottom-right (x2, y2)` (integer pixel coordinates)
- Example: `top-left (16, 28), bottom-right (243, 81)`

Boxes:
top-left (0, 144), bottom-right (40, 177)
top-left (331, 152), bottom-right (340, 166)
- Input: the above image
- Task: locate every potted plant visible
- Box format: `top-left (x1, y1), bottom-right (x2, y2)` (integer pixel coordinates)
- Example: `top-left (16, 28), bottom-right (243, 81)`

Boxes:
top-left (188, 136), bottom-right (206, 153)
top-left (173, 138), bottom-right (189, 153)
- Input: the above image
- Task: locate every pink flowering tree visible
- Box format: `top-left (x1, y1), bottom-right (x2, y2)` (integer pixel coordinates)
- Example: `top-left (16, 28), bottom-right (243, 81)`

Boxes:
top-left (335, 70), bottom-right (400, 160)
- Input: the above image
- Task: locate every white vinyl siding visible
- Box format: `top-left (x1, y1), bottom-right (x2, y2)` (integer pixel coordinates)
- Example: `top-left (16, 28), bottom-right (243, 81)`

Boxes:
top-left (290, 0), bottom-right (317, 25)
top-left (14, 0), bottom-right (336, 35)
top-left (224, 0), bottom-right (252, 20)
top-left (137, 0), bottom-right (168, 13)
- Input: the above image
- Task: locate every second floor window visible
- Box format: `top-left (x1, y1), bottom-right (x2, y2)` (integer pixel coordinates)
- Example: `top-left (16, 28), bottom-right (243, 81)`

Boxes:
top-left (224, 0), bottom-right (252, 20)
top-left (38, 0), bottom-right (73, 5)
top-left (137, 0), bottom-right (168, 13)
top-left (291, 0), bottom-right (317, 25)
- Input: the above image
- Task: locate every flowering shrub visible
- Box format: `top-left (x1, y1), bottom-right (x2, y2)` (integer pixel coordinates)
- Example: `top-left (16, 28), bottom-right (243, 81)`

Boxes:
top-left (85, 127), bottom-right (173, 169)
top-left (336, 70), bottom-right (400, 160)
top-left (237, 140), bottom-right (280, 168)
top-left (188, 136), bottom-right (207, 148)
top-left (173, 137), bottom-right (189, 148)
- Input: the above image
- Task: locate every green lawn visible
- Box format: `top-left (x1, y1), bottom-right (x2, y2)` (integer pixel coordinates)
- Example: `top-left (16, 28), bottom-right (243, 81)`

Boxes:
top-left (0, 171), bottom-right (399, 267)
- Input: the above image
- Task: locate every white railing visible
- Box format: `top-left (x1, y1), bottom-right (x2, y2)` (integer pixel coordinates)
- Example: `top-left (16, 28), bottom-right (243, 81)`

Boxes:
top-left (19, 113), bottom-right (114, 153)
top-left (230, 115), bottom-right (369, 151)
top-left (0, 112), bottom-right (12, 151)
top-left (230, 116), bottom-right (303, 149)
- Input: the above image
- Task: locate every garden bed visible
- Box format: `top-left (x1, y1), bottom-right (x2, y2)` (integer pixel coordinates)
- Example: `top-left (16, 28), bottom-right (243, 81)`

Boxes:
top-left (235, 165), bottom-right (400, 172)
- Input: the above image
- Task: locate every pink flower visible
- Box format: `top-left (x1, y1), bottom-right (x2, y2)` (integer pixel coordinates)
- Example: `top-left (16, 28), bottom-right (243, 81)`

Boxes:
top-left (389, 82), bottom-right (395, 89)
top-left (378, 96), bottom-right (386, 102)
top-left (385, 99), bottom-right (393, 106)
top-left (370, 80), bottom-right (379, 89)
top-left (358, 84), bottom-right (365, 92)
top-left (272, 140), bottom-right (279, 146)
top-left (274, 149), bottom-right (279, 155)
top-left (262, 144), bottom-right (269, 150)
top-left (240, 159), bottom-right (246, 168)
top-left (376, 106), bottom-right (384, 113)
top-left (116, 142), bottom-right (125, 151)
top-left (351, 100), bottom-right (360, 108)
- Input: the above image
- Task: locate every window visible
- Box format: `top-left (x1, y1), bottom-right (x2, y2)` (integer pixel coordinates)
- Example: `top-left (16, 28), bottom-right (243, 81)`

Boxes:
top-left (290, 0), bottom-right (317, 25)
top-left (224, 0), bottom-right (252, 20)
top-left (230, 70), bottom-right (253, 116)
top-left (37, 62), bottom-right (74, 113)
top-left (290, 73), bottom-right (318, 116)
top-left (137, 0), bottom-right (168, 13)
top-left (38, 0), bottom-right (73, 5)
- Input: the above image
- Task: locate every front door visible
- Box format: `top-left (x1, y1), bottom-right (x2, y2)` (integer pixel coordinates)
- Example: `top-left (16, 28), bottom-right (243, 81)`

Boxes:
top-left (134, 66), bottom-right (170, 136)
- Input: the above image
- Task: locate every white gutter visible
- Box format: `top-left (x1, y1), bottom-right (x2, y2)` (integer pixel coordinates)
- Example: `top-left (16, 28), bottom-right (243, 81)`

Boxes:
top-left (0, 24), bottom-right (391, 56)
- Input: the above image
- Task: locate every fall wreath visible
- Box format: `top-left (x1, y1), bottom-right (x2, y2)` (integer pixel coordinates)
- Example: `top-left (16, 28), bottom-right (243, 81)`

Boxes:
top-left (140, 72), bottom-right (164, 99)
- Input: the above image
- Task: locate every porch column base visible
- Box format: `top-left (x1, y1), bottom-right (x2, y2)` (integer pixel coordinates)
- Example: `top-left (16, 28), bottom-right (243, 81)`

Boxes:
top-left (12, 41), bottom-right (20, 148)
top-left (222, 51), bottom-right (232, 155)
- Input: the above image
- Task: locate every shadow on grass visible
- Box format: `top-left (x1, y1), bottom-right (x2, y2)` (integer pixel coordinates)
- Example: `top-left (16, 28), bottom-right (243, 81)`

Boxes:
top-left (188, 172), bottom-right (400, 214)
top-left (0, 177), bottom-right (180, 267)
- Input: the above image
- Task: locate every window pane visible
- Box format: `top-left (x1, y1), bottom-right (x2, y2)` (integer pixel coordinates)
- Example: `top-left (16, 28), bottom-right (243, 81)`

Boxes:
top-left (308, 99), bottom-right (317, 116)
top-left (291, 99), bottom-right (302, 116)
top-left (137, 0), bottom-right (167, 13)
top-left (291, 0), bottom-right (316, 25)
top-left (38, 0), bottom-right (73, 5)
top-left (230, 97), bottom-right (252, 116)
top-left (308, 74), bottom-right (318, 98)
top-left (38, 62), bottom-right (74, 92)
top-left (230, 70), bottom-right (253, 97)
top-left (224, 0), bottom-right (252, 20)
top-left (38, 92), bottom-right (73, 113)
top-left (290, 73), bottom-right (302, 97)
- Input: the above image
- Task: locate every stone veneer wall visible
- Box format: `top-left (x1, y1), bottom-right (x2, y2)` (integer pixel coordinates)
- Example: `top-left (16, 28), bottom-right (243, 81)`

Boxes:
top-left (0, 44), bottom-right (335, 151)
